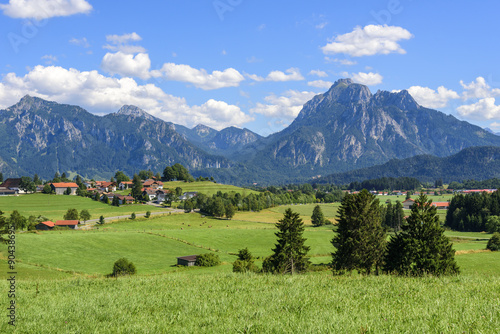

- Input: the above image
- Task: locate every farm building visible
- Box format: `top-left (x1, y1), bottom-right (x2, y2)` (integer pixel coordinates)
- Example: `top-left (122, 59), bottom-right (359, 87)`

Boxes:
top-left (50, 182), bottom-right (79, 195)
top-left (177, 255), bottom-right (197, 266)
top-left (55, 220), bottom-right (79, 229)
top-left (402, 198), bottom-right (415, 210)
top-left (36, 221), bottom-right (55, 230)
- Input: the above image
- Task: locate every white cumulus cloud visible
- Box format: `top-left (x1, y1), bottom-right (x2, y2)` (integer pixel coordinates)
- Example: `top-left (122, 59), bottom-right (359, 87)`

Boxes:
top-left (103, 32), bottom-right (146, 54)
top-left (460, 77), bottom-right (500, 100)
top-left (308, 70), bottom-right (328, 78)
top-left (248, 67), bottom-right (304, 82)
top-left (407, 86), bottom-right (460, 109)
top-left (0, 65), bottom-right (252, 129)
top-left (0, 0), bottom-right (92, 19)
top-left (101, 52), bottom-right (152, 80)
top-left (156, 63), bottom-right (245, 90)
top-left (341, 72), bottom-right (383, 86)
top-left (250, 90), bottom-right (317, 119)
top-left (307, 80), bottom-right (333, 89)
top-left (457, 98), bottom-right (500, 120)
top-left (322, 25), bottom-right (413, 57)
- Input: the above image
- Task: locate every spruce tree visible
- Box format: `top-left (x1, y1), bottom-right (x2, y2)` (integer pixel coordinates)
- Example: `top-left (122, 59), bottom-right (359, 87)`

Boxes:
top-left (384, 193), bottom-right (460, 276)
top-left (332, 189), bottom-right (386, 275)
top-left (264, 208), bottom-right (310, 274)
top-left (311, 205), bottom-right (325, 226)
top-left (131, 174), bottom-right (142, 200)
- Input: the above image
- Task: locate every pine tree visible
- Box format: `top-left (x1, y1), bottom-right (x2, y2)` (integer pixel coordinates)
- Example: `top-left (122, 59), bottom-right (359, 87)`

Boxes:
top-left (131, 174), bottom-right (142, 200)
top-left (263, 208), bottom-right (310, 274)
top-left (384, 193), bottom-right (460, 276)
top-left (311, 205), bottom-right (325, 226)
top-left (332, 189), bottom-right (386, 275)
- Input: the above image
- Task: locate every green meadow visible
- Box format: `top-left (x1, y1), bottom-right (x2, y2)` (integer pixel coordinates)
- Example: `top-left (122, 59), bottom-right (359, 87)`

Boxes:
top-left (0, 193), bottom-right (167, 221)
top-left (0, 191), bottom-right (498, 333)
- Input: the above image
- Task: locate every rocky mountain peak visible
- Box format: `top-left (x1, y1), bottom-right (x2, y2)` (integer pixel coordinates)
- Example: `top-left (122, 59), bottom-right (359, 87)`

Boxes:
top-left (323, 78), bottom-right (372, 104)
top-left (116, 105), bottom-right (157, 121)
top-left (373, 89), bottom-right (420, 110)
top-left (8, 95), bottom-right (52, 114)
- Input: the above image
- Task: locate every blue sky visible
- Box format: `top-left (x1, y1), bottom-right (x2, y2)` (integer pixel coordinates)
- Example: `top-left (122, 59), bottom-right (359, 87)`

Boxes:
top-left (1, 0), bottom-right (500, 135)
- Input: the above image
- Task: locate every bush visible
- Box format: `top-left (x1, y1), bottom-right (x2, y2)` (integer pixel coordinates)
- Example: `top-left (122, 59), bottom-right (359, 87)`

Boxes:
top-left (233, 259), bottom-right (259, 273)
top-left (195, 253), bottom-right (221, 267)
top-left (111, 258), bottom-right (136, 276)
top-left (145, 211), bottom-right (151, 219)
top-left (486, 232), bottom-right (500, 251)
top-left (232, 248), bottom-right (259, 273)
top-left (130, 212), bottom-right (136, 220)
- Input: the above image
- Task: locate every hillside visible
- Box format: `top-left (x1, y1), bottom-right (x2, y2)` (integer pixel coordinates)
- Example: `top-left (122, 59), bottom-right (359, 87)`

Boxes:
top-left (316, 146), bottom-right (500, 184)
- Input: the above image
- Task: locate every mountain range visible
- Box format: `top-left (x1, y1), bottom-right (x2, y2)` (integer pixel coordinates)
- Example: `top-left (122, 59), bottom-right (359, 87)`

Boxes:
top-left (2, 78), bottom-right (500, 185)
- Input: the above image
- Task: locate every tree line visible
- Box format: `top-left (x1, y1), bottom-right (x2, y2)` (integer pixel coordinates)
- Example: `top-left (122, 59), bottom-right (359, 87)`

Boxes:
top-left (446, 191), bottom-right (500, 232)
top-left (235, 191), bottom-right (459, 276)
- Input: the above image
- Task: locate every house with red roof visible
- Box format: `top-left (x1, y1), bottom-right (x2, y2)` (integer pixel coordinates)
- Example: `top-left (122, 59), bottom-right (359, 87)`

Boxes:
top-left (143, 179), bottom-right (163, 189)
top-left (35, 221), bottom-right (55, 230)
top-left (50, 182), bottom-right (79, 195)
top-left (402, 198), bottom-right (415, 210)
top-left (119, 181), bottom-right (133, 190)
top-left (432, 202), bottom-right (450, 210)
top-left (55, 220), bottom-right (79, 229)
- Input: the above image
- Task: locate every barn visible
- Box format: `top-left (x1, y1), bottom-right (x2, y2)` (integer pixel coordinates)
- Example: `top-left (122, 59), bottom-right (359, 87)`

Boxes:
top-left (177, 255), bottom-right (197, 266)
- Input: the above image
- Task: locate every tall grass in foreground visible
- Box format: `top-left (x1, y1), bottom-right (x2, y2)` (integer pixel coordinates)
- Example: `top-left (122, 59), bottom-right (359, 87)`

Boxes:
top-left (2, 272), bottom-right (499, 333)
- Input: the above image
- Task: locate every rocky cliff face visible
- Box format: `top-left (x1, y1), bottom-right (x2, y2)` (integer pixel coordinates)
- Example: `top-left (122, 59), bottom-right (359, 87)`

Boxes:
top-left (237, 78), bottom-right (500, 178)
top-left (0, 95), bottom-right (231, 179)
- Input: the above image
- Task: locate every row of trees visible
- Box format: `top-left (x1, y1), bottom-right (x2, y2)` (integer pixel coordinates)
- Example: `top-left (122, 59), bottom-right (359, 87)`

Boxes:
top-left (332, 191), bottom-right (459, 276)
top-left (348, 177), bottom-right (422, 192)
top-left (248, 191), bottom-right (459, 276)
top-left (445, 191), bottom-right (500, 231)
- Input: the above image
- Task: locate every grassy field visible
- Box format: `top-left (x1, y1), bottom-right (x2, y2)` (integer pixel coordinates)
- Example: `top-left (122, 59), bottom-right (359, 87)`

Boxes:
top-left (0, 193), bottom-right (167, 221)
top-left (1, 272), bottom-right (499, 333)
top-left (161, 180), bottom-right (259, 196)
top-left (1, 191), bottom-right (499, 332)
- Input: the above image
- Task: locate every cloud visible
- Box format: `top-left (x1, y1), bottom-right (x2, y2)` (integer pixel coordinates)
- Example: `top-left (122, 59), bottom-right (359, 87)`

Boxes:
top-left (307, 80), bottom-right (333, 89)
top-left (103, 32), bottom-right (146, 54)
top-left (0, 0), bottom-right (92, 19)
top-left (0, 65), bottom-right (252, 129)
top-left (250, 90), bottom-right (317, 119)
top-left (315, 22), bottom-right (328, 30)
top-left (41, 54), bottom-right (58, 64)
top-left (322, 25), bottom-right (413, 57)
top-left (101, 52), bottom-right (152, 80)
top-left (248, 67), bottom-right (304, 82)
top-left (246, 56), bottom-right (263, 63)
top-left (308, 70), bottom-right (328, 78)
top-left (324, 57), bottom-right (357, 66)
top-left (460, 77), bottom-right (500, 100)
top-left (155, 63), bottom-right (245, 90)
top-left (457, 98), bottom-right (500, 120)
top-left (341, 72), bottom-right (383, 86)
top-left (69, 37), bottom-right (90, 48)
top-left (407, 86), bottom-right (460, 109)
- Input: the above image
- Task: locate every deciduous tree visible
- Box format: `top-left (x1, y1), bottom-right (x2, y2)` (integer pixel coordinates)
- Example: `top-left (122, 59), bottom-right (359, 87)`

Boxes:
top-left (80, 209), bottom-right (91, 223)
top-left (64, 208), bottom-right (79, 220)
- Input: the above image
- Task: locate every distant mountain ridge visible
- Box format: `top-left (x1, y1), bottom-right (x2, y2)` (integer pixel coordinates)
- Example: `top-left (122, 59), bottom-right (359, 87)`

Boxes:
top-left (2, 79), bottom-right (500, 185)
top-left (315, 146), bottom-right (500, 185)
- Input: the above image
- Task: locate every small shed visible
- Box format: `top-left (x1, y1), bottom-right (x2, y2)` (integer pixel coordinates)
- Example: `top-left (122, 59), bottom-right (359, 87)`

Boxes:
top-left (36, 221), bottom-right (55, 230)
top-left (177, 255), bottom-right (197, 266)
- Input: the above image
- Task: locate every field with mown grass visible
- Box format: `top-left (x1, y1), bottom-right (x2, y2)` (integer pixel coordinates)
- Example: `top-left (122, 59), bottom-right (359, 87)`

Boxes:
top-left (1, 192), bottom-right (498, 332)
top-left (161, 180), bottom-right (260, 196)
